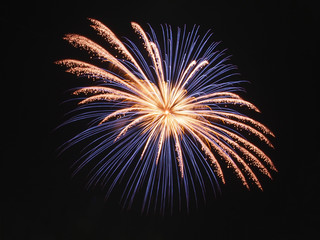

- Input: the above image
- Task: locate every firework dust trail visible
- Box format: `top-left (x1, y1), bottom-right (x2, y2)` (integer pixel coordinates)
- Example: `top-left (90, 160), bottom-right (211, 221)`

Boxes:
top-left (56, 18), bottom-right (276, 214)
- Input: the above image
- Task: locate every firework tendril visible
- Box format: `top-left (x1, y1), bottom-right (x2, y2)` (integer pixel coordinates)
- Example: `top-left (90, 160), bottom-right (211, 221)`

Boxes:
top-left (56, 18), bottom-right (276, 214)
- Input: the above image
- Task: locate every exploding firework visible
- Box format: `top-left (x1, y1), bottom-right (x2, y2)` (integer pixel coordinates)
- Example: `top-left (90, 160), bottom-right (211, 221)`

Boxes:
top-left (56, 18), bottom-right (276, 213)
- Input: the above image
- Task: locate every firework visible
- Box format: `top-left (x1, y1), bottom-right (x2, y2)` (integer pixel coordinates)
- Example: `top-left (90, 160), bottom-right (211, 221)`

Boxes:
top-left (56, 18), bottom-right (276, 213)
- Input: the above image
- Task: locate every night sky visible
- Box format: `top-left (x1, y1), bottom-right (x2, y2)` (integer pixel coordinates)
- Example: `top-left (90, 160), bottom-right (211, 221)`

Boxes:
top-left (2, 0), bottom-right (317, 239)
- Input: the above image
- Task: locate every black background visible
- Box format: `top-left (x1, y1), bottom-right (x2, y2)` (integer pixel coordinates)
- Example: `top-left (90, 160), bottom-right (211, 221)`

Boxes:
top-left (2, 0), bottom-right (317, 239)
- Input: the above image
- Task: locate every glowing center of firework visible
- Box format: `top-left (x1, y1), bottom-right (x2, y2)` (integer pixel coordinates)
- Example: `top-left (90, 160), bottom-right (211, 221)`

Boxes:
top-left (164, 109), bottom-right (170, 115)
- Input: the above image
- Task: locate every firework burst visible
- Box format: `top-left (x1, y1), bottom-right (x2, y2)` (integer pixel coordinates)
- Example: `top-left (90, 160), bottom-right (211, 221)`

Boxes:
top-left (56, 18), bottom-right (276, 213)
